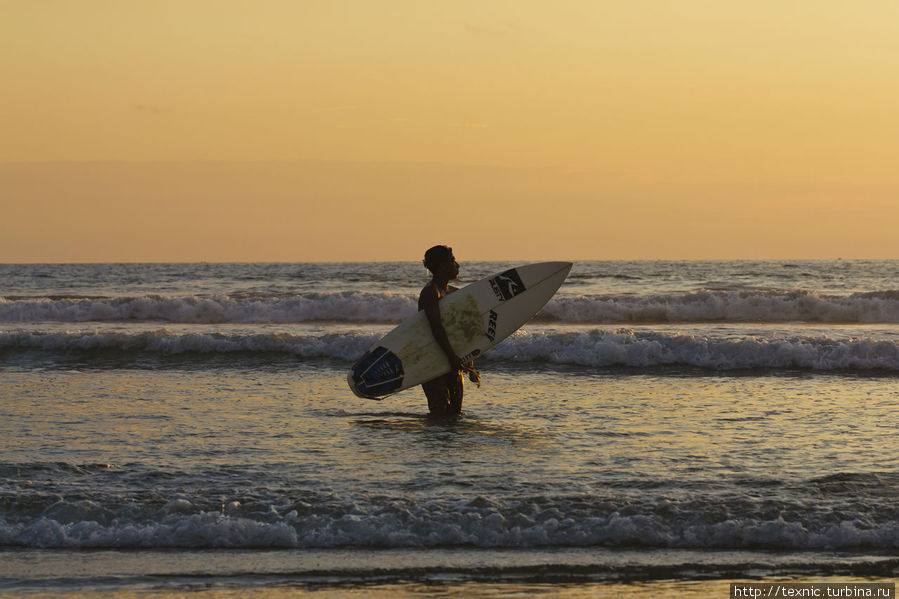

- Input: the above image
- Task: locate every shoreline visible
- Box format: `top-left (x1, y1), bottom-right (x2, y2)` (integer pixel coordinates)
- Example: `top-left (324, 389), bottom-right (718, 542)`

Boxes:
top-left (3, 547), bottom-right (896, 592)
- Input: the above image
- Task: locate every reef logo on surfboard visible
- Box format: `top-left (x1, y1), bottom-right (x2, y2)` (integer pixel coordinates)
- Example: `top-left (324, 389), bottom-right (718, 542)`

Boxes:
top-left (489, 269), bottom-right (527, 301)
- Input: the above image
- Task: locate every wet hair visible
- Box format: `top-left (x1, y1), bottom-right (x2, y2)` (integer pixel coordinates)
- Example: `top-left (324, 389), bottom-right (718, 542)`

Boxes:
top-left (423, 245), bottom-right (454, 274)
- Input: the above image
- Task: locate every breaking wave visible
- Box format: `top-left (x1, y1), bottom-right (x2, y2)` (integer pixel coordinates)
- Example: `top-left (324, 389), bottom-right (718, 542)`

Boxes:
top-left (1, 478), bottom-right (897, 550)
top-left (544, 290), bottom-right (899, 324)
top-left (3, 289), bottom-right (899, 324)
top-left (489, 329), bottom-right (899, 371)
top-left (0, 329), bottom-right (378, 361)
top-left (4, 329), bottom-right (899, 372)
top-left (0, 293), bottom-right (417, 324)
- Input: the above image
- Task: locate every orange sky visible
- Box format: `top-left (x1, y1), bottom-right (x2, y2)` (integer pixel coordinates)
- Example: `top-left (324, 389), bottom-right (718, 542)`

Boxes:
top-left (2, 1), bottom-right (898, 262)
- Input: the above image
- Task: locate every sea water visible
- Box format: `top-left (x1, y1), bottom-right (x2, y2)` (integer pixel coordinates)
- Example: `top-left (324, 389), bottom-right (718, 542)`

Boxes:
top-left (1, 261), bottom-right (897, 597)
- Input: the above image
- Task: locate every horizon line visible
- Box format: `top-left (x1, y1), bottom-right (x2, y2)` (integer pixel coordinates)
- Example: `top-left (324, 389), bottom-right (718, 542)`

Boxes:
top-left (2, 257), bottom-right (896, 266)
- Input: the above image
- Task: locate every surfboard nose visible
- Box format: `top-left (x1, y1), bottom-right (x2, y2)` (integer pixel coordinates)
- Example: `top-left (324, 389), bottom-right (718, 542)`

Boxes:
top-left (531, 261), bottom-right (574, 277)
top-left (546, 261), bottom-right (574, 272)
top-left (534, 261), bottom-right (574, 282)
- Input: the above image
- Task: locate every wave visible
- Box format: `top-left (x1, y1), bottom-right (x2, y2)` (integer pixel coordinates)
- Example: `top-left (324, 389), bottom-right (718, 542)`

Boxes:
top-left (0, 289), bottom-right (899, 324)
top-left (544, 290), bottom-right (899, 324)
top-left (0, 329), bottom-right (379, 361)
top-left (489, 329), bottom-right (899, 371)
top-left (3, 289), bottom-right (899, 325)
top-left (0, 293), bottom-right (417, 324)
top-left (2, 487), bottom-right (897, 550)
top-left (4, 329), bottom-right (899, 372)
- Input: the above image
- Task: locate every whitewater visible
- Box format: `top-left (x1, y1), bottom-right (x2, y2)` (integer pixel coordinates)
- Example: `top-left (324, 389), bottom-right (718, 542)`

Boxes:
top-left (4, 287), bottom-right (899, 325)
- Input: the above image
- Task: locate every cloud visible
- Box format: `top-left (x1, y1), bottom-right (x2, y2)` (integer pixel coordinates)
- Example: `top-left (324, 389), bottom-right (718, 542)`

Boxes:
top-left (132, 103), bottom-right (168, 115)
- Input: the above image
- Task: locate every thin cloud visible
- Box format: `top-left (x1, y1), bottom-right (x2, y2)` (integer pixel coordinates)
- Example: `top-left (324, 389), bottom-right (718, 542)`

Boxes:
top-left (132, 103), bottom-right (168, 115)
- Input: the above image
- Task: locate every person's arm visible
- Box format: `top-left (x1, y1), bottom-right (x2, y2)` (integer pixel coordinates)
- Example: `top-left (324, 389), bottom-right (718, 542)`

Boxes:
top-left (420, 285), bottom-right (462, 372)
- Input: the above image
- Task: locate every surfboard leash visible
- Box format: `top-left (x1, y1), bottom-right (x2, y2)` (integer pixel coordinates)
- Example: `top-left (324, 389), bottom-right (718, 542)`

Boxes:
top-left (462, 365), bottom-right (481, 388)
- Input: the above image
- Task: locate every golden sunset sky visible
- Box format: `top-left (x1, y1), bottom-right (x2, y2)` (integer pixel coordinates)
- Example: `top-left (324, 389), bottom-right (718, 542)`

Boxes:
top-left (2, 0), bottom-right (898, 262)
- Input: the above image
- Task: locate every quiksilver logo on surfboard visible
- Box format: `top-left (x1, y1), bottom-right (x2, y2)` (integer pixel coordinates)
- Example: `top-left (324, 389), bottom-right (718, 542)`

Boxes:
top-left (489, 269), bottom-right (526, 301)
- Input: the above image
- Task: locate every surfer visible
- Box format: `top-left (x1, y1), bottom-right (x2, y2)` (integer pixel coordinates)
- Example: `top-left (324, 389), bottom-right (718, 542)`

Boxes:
top-left (419, 245), bottom-right (468, 416)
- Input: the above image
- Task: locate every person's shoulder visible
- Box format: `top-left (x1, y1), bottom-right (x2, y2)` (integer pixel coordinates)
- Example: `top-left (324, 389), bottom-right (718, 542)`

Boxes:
top-left (419, 282), bottom-right (439, 308)
top-left (420, 282), bottom-right (439, 298)
top-left (447, 285), bottom-right (459, 293)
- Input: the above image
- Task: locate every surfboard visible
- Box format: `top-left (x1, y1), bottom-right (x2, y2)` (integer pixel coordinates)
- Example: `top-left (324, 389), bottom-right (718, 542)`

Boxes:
top-left (348, 261), bottom-right (573, 399)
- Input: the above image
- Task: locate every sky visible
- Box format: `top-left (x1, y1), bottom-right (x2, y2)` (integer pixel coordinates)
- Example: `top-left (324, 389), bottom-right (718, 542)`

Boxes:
top-left (2, 0), bottom-right (898, 262)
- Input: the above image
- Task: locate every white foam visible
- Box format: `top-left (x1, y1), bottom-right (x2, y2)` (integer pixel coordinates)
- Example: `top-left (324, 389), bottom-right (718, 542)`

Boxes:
top-left (2, 495), bottom-right (897, 550)
top-left (0, 293), bottom-right (417, 324)
top-left (4, 329), bottom-right (899, 371)
top-left (0, 514), bottom-right (298, 549)
top-left (543, 290), bottom-right (899, 323)
top-left (4, 289), bottom-right (899, 325)
top-left (0, 330), bottom-right (379, 361)
top-left (490, 330), bottom-right (899, 371)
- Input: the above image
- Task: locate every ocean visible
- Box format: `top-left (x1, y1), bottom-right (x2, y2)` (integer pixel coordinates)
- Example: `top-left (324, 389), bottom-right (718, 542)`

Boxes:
top-left (1, 260), bottom-right (897, 597)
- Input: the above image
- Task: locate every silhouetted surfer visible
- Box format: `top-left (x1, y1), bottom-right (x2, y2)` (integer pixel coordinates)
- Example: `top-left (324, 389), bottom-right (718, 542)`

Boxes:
top-left (418, 245), bottom-right (477, 416)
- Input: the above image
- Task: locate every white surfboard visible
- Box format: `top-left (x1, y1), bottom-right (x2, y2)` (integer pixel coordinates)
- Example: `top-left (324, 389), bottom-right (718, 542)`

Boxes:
top-left (348, 261), bottom-right (572, 399)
